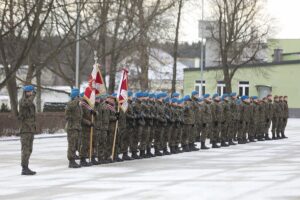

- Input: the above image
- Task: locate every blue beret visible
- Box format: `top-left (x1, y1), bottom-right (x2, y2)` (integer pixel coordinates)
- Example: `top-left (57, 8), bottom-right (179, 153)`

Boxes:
top-left (191, 90), bottom-right (199, 96)
top-left (241, 96), bottom-right (249, 101)
top-left (80, 92), bottom-right (84, 97)
top-left (171, 98), bottom-right (177, 103)
top-left (136, 92), bottom-right (143, 98)
top-left (172, 92), bottom-right (180, 98)
top-left (149, 93), bottom-right (155, 99)
top-left (143, 92), bottom-right (149, 97)
top-left (252, 96), bottom-right (258, 100)
top-left (112, 93), bottom-right (117, 97)
top-left (203, 94), bottom-right (210, 99)
top-left (183, 95), bottom-right (191, 102)
top-left (70, 88), bottom-right (80, 98)
top-left (230, 92), bottom-right (237, 97)
top-left (177, 99), bottom-right (184, 104)
top-left (162, 92), bottom-right (168, 98)
top-left (128, 91), bottom-right (133, 97)
top-left (212, 93), bottom-right (219, 99)
top-left (23, 85), bottom-right (35, 92)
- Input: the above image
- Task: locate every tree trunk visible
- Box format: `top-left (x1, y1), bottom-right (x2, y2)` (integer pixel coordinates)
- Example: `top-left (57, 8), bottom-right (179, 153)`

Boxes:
top-left (36, 67), bottom-right (42, 112)
top-left (223, 64), bottom-right (232, 93)
top-left (5, 66), bottom-right (18, 116)
top-left (171, 0), bottom-right (183, 94)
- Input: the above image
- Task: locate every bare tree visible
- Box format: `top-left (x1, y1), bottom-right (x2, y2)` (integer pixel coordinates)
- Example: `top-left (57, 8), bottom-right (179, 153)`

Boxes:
top-left (209, 0), bottom-right (270, 92)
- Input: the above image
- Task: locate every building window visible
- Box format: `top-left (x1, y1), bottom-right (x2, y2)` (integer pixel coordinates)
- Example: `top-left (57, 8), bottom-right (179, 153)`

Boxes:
top-left (217, 81), bottom-right (226, 96)
top-left (238, 81), bottom-right (249, 96)
top-left (195, 80), bottom-right (206, 96)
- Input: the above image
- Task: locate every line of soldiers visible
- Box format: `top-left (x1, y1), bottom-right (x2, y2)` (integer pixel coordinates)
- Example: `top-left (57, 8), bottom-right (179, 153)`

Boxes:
top-left (65, 89), bottom-right (289, 168)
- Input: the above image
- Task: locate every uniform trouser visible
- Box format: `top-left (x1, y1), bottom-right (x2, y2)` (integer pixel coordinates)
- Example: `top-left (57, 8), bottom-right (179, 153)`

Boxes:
top-left (237, 121), bottom-right (242, 139)
top-left (120, 127), bottom-right (131, 154)
top-left (190, 125), bottom-right (197, 143)
top-left (162, 124), bottom-right (171, 149)
top-left (258, 121), bottom-right (265, 138)
top-left (182, 124), bottom-right (192, 145)
top-left (132, 125), bottom-right (142, 152)
top-left (169, 124), bottom-right (178, 147)
top-left (97, 130), bottom-right (107, 160)
top-left (221, 122), bottom-right (229, 141)
top-left (277, 118), bottom-right (284, 134)
top-left (147, 125), bottom-right (155, 149)
top-left (20, 133), bottom-right (34, 167)
top-left (80, 126), bottom-right (91, 159)
top-left (282, 118), bottom-right (288, 133)
top-left (106, 123), bottom-right (116, 159)
top-left (248, 120), bottom-right (255, 138)
top-left (92, 128), bottom-right (99, 157)
top-left (140, 124), bottom-right (150, 151)
top-left (264, 119), bottom-right (271, 135)
top-left (67, 129), bottom-right (79, 161)
top-left (271, 117), bottom-right (279, 135)
top-left (127, 126), bottom-right (135, 152)
top-left (241, 121), bottom-right (249, 139)
top-left (201, 123), bottom-right (211, 142)
top-left (233, 120), bottom-right (239, 139)
top-left (211, 122), bottom-right (221, 142)
top-left (176, 126), bottom-right (182, 146)
top-left (154, 124), bottom-right (163, 150)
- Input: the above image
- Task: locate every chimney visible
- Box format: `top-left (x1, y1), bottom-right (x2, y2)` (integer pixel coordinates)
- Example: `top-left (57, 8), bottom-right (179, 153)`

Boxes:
top-left (273, 48), bottom-right (283, 62)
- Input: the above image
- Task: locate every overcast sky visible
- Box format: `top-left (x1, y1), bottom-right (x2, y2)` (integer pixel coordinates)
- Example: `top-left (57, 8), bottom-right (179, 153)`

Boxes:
top-left (179, 0), bottom-right (300, 43)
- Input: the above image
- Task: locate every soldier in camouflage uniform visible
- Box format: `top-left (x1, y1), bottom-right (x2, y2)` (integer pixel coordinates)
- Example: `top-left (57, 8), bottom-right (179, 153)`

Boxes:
top-left (122, 91), bottom-right (135, 160)
top-left (176, 99), bottom-right (184, 153)
top-left (196, 98), bottom-right (204, 145)
top-left (258, 98), bottom-right (266, 141)
top-left (281, 96), bottom-right (289, 138)
top-left (154, 92), bottom-right (167, 156)
top-left (229, 93), bottom-right (238, 144)
top-left (236, 99), bottom-right (243, 141)
top-left (221, 94), bottom-right (230, 147)
top-left (169, 98), bottom-right (179, 154)
top-left (182, 95), bottom-right (194, 152)
top-left (80, 96), bottom-right (94, 167)
top-left (201, 94), bottom-right (212, 149)
top-left (252, 96), bottom-right (260, 142)
top-left (264, 95), bottom-right (273, 140)
top-left (239, 96), bottom-right (251, 144)
top-left (65, 88), bottom-right (82, 168)
top-left (278, 96), bottom-right (287, 139)
top-left (211, 94), bottom-right (222, 148)
top-left (190, 91), bottom-right (200, 151)
top-left (162, 97), bottom-right (172, 155)
top-left (19, 85), bottom-right (37, 175)
top-left (248, 97), bottom-right (256, 141)
top-left (140, 92), bottom-right (152, 158)
top-left (271, 95), bottom-right (282, 139)
top-left (146, 93), bottom-right (156, 157)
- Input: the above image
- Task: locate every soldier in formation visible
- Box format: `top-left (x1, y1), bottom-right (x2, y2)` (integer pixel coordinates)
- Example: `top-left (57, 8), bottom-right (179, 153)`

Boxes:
top-left (62, 90), bottom-right (290, 168)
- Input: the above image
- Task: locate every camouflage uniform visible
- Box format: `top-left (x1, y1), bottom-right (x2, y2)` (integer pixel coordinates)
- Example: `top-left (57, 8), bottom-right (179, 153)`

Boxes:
top-left (65, 98), bottom-right (82, 161)
top-left (240, 101), bottom-right (251, 143)
top-left (264, 100), bottom-right (273, 139)
top-left (252, 102), bottom-right (260, 140)
top-left (80, 100), bottom-right (93, 159)
top-left (211, 101), bottom-right (223, 144)
top-left (248, 102), bottom-right (255, 140)
top-left (271, 101), bottom-right (282, 139)
top-left (154, 100), bottom-right (167, 153)
top-left (221, 100), bottom-right (231, 143)
top-left (108, 104), bottom-right (117, 159)
top-left (132, 99), bottom-right (145, 153)
top-left (201, 101), bottom-right (212, 143)
top-left (182, 101), bottom-right (195, 150)
top-left (229, 99), bottom-right (238, 141)
top-left (282, 100), bottom-right (289, 137)
top-left (19, 93), bottom-right (36, 167)
top-left (162, 103), bottom-right (173, 152)
top-left (125, 99), bottom-right (136, 154)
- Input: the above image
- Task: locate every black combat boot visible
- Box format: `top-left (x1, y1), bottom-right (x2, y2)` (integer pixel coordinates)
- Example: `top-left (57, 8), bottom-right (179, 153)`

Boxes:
top-left (163, 148), bottom-right (171, 155)
top-left (276, 132), bottom-right (281, 139)
top-left (272, 132), bottom-right (277, 140)
top-left (91, 156), bottom-right (99, 165)
top-left (281, 131), bottom-right (288, 139)
top-left (170, 146), bottom-right (176, 154)
top-left (21, 166), bottom-right (36, 175)
top-left (182, 144), bottom-right (190, 152)
top-left (80, 158), bottom-right (92, 167)
top-left (175, 145), bottom-right (183, 153)
top-left (97, 158), bottom-right (104, 164)
top-left (132, 151), bottom-right (141, 159)
top-left (238, 138), bottom-right (245, 144)
top-left (155, 149), bottom-right (163, 156)
top-left (228, 139), bottom-right (237, 145)
top-left (257, 135), bottom-right (265, 141)
top-left (114, 154), bottom-right (124, 162)
top-left (147, 148), bottom-right (155, 157)
top-left (201, 142), bottom-right (210, 150)
top-left (212, 142), bottom-right (221, 148)
top-left (221, 141), bottom-right (229, 147)
top-left (249, 137), bottom-right (256, 142)
top-left (69, 159), bottom-right (81, 168)
top-left (122, 152), bottom-right (133, 161)
top-left (265, 134), bottom-right (271, 140)
top-left (139, 150), bottom-right (147, 158)
top-left (190, 143), bottom-right (200, 151)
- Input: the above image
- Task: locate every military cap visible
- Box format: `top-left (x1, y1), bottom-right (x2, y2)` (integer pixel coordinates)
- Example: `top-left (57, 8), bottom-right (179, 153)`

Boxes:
top-left (23, 85), bottom-right (35, 92)
top-left (183, 95), bottom-right (191, 101)
top-left (241, 96), bottom-right (249, 101)
top-left (128, 91), bottom-right (133, 97)
top-left (80, 92), bottom-right (84, 97)
top-left (230, 92), bottom-right (237, 97)
top-left (135, 92), bottom-right (143, 98)
top-left (172, 92), bottom-right (180, 98)
top-left (70, 88), bottom-right (79, 98)
top-left (252, 96), bottom-right (258, 100)
top-left (171, 98), bottom-right (177, 103)
top-left (149, 93), bottom-right (156, 99)
top-left (203, 94), bottom-right (210, 99)
top-left (164, 97), bottom-right (170, 103)
top-left (191, 90), bottom-right (199, 96)
top-left (212, 93), bottom-right (219, 99)
top-left (177, 99), bottom-right (184, 104)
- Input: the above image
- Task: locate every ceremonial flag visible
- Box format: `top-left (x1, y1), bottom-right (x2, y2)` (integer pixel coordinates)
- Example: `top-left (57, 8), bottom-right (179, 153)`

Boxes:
top-left (84, 64), bottom-right (106, 108)
top-left (117, 68), bottom-right (129, 112)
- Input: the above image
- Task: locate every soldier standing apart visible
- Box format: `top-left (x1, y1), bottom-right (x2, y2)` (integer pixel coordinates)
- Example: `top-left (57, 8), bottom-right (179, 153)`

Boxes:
top-left (271, 95), bottom-right (281, 139)
top-left (19, 85), bottom-right (37, 175)
top-left (65, 88), bottom-right (82, 168)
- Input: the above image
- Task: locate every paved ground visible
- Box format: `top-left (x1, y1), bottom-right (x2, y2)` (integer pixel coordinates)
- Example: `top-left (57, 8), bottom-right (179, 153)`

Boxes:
top-left (1, 119), bottom-right (300, 200)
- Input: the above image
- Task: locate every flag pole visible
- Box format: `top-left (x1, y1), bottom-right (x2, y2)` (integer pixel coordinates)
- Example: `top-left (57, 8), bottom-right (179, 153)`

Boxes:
top-left (89, 50), bottom-right (98, 162)
top-left (111, 102), bottom-right (120, 161)
top-left (89, 114), bottom-right (94, 162)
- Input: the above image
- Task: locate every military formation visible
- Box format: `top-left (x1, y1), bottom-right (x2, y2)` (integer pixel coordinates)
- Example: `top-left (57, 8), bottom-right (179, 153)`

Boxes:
top-left (17, 85), bottom-right (289, 175)
top-left (64, 88), bottom-right (289, 169)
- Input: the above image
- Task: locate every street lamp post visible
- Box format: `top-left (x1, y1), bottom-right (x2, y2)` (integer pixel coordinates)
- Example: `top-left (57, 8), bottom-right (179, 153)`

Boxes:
top-left (75, 0), bottom-right (80, 88)
top-left (200, 0), bottom-right (204, 97)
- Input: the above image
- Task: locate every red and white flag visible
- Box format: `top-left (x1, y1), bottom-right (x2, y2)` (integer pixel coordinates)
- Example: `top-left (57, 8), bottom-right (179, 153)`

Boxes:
top-left (84, 64), bottom-right (106, 108)
top-left (117, 68), bottom-right (129, 112)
